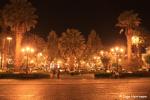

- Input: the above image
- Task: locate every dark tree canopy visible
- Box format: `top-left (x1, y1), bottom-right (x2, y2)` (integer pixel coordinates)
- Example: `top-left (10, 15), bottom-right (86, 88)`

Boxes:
top-left (2, 0), bottom-right (38, 32)
top-left (58, 28), bottom-right (85, 59)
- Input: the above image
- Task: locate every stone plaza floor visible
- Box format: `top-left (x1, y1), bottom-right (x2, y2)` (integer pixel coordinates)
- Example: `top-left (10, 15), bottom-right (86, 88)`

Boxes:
top-left (0, 78), bottom-right (150, 100)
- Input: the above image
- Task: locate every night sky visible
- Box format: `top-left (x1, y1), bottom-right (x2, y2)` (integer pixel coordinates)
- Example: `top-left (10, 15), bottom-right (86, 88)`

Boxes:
top-left (0, 0), bottom-right (150, 46)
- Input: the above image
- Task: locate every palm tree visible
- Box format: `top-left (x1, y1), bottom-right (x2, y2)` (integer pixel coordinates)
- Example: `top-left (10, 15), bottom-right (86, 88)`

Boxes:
top-left (47, 30), bottom-right (59, 62)
top-left (58, 29), bottom-right (85, 70)
top-left (0, 10), bottom-right (12, 69)
top-left (2, 0), bottom-right (38, 70)
top-left (85, 30), bottom-right (103, 66)
top-left (116, 10), bottom-right (141, 62)
top-left (87, 30), bottom-right (102, 55)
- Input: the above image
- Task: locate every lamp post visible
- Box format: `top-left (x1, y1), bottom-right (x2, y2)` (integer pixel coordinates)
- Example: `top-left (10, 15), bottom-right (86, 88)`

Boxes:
top-left (36, 52), bottom-right (43, 67)
top-left (6, 37), bottom-right (12, 62)
top-left (21, 47), bottom-right (34, 74)
top-left (0, 50), bottom-right (2, 69)
top-left (0, 36), bottom-right (12, 70)
top-left (110, 47), bottom-right (124, 72)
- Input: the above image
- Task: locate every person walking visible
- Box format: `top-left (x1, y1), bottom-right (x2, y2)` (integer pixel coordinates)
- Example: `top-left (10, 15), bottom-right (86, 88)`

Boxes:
top-left (56, 67), bottom-right (60, 79)
top-left (50, 62), bottom-right (56, 78)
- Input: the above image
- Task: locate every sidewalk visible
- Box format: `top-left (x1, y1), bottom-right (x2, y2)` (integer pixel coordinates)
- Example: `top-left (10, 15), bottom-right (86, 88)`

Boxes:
top-left (59, 73), bottom-right (95, 79)
top-left (0, 78), bottom-right (150, 85)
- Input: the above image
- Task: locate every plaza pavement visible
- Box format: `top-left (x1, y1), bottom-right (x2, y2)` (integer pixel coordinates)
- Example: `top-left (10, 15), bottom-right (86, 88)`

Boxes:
top-left (0, 78), bottom-right (150, 100)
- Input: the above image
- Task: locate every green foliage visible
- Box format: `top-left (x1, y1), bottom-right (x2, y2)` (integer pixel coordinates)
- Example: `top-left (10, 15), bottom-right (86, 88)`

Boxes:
top-left (2, 0), bottom-right (38, 32)
top-left (125, 57), bottom-right (143, 71)
top-left (116, 10), bottom-right (142, 63)
top-left (58, 28), bottom-right (85, 59)
top-left (112, 63), bottom-right (118, 67)
top-left (144, 54), bottom-right (150, 65)
top-left (132, 29), bottom-right (145, 45)
top-left (2, 0), bottom-right (38, 68)
top-left (120, 72), bottom-right (150, 78)
top-left (0, 72), bottom-right (50, 79)
top-left (70, 71), bottom-right (80, 76)
top-left (116, 10), bottom-right (141, 29)
top-left (101, 55), bottom-right (110, 67)
top-left (95, 72), bottom-right (150, 78)
top-left (47, 31), bottom-right (59, 61)
top-left (7, 63), bottom-right (14, 72)
top-left (94, 73), bottom-right (112, 78)
top-left (23, 34), bottom-right (46, 52)
top-left (87, 30), bottom-right (102, 55)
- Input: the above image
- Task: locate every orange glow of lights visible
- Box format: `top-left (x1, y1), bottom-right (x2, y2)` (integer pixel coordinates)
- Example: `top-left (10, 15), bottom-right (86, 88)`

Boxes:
top-left (6, 37), bottom-right (12, 41)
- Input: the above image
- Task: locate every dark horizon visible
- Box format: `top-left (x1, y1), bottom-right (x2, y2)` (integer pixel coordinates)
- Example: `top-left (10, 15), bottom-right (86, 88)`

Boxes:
top-left (0, 0), bottom-right (150, 46)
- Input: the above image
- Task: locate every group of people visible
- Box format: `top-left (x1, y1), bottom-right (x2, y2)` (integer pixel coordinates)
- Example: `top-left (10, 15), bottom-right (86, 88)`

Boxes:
top-left (50, 63), bottom-right (60, 79)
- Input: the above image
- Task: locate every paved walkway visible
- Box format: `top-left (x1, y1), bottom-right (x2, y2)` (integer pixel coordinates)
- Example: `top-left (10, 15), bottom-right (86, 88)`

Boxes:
top-left (0, 78), bottom-right (150, 100)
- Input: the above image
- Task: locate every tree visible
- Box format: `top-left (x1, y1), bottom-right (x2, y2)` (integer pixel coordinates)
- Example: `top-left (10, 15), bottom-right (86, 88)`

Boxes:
top-left (137, 27), bottom-right (150, 47)
top-left (22, 33), bottom-right (46, 52)
top-left (101, 55), bottom-right (111, 71)
top-left (116, 10), bottom-right (141, 62)
top-left (0, 10), bottom-right (13, 68)
top-left (2, 0), bottom-right (38, 70)
top-left (85, 30), bottom-right (102, 64)
top-left (144, 54), bottom-right (150, 68)
top-left (87, 30), bottom-right (102, 53)
top-left (22, 33), bottom-right (46, 70)
top-left (131, 29), bottom-right (145, 58)
top-left (47, 30), bottom-right (59, 62)
top-left (58, 29), bottom-right (85, 70)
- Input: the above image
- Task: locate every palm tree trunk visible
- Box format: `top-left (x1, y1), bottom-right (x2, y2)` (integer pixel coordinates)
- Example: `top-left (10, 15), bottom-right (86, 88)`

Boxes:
top-left (1, 25), bottom-right (8, 69)
top-left (2, 39), bottom-right (6, 69)
top-left (15, 30), bottom-right (23, 71)
top-left (69, 56), bottom-right (75, 71)
top-left (126, 30), bottom-right (132, 63)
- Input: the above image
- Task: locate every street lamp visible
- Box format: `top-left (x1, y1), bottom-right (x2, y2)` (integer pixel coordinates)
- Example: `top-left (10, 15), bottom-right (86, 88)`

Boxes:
top-left (6, 37), bottom-right (12, 41)
top-left (110, 47), bottom-right (124, 72)
top-left (6, 37), bottom-right (12, 61)
top-left (0, 54), bottom-right (2, 69)
top-left (21, 47), bottom-right (34, 74)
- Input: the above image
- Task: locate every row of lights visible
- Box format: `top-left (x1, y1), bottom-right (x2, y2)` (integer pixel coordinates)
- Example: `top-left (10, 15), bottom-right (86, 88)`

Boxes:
top-left (1, 35), bottom-right (140, 69)
top-left (110, 47), bottom-right (124, 53)
top-left (21, 47), bottom-right (34, 53)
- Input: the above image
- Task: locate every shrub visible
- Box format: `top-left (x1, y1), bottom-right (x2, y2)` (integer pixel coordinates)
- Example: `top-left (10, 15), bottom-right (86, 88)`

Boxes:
top-left (70, 71), bottom-right (80, 75)
top-left (101, 55), bottom-right (111, 71)
top-left (122, 57), bottom-right (143, 71)
top-left (120, 72), bottom-right (150, 78)
top-left (6, 64), bottom-right (14, 73)
top-left (94, 72), bottom-right (150, 78)
top-left (0, 73), bottom-right (50, 79)
top-left (144, 54), bottom-right (150, 66)
top-left (94, 72), bottom-right (112, 78)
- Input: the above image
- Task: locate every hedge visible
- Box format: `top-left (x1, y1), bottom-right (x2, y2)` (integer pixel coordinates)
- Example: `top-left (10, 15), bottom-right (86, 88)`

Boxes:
top-left (0, 73), bottom-right (50, 79)
top-left (95, 72), bottom-right (150, 78)
top-left (94, 73), bottom-right (112, 78)
top-left (120, 72), bottom-right (150, 78)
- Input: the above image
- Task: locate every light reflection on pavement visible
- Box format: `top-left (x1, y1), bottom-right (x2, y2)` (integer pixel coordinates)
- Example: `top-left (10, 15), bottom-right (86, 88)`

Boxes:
top-left (0, 78), bottom-right (150, 100)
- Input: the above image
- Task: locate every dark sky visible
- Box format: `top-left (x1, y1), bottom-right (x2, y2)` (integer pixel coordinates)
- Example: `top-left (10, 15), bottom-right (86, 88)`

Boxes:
top-left (0, 0), bottom-right (150, 46)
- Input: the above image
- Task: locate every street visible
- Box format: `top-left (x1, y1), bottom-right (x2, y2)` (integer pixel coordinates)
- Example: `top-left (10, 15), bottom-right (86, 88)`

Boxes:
top-left (0, 78), bottom-right (150, 100)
